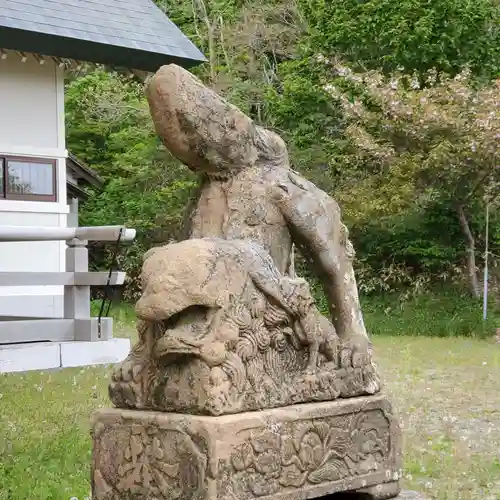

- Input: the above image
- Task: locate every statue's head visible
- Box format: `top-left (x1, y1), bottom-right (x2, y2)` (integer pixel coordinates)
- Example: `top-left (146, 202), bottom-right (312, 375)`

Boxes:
top-left (136, 239), bottom-right (256, 366)
top-left (135, 237), bottom-right (298, 371)
top-left (146, 64), bottom-right (289, 177)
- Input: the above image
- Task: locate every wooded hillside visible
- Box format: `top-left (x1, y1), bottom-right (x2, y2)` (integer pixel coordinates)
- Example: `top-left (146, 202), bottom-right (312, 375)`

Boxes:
top-left (66, 0), bottom-right (500, 318)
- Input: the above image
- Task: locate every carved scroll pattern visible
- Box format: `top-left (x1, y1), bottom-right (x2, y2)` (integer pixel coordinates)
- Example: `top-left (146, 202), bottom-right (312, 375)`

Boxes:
top-left (93, 423), bottom-right (208, 500)
top-left (229, 410), bottom-right (390, 497)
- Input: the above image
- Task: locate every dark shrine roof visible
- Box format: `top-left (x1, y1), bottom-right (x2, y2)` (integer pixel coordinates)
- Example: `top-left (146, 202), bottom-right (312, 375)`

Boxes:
top-left (0, 0), bottom-right (206, 71)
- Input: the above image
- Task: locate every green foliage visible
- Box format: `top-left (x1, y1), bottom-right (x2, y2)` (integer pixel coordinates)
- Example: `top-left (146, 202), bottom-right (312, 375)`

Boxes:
top-left (68, 0), bottom-right (500, 302)
top-left (65, 71), bottom-right (148, 169)
top-left (353, 204), bottom-right (462, 279)
top-left (300, 0), bottom-right (500, 78)
top-left (266, 59), bottom-right (340, 146)
top-left (318, 63), bottom-right (500, 294)
top-left (264, 59), bottom-right (345, 187)
top-left (66, 70), bottom-right (196, 300)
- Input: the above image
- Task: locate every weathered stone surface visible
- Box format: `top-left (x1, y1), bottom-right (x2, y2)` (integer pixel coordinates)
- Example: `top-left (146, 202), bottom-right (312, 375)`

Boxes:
top-left (144, 64), bottom-right (371, 355)
top-left (109, 238), bottom-right (379, 415)
top-left (92, 395), bottom-right (402, 500)
top-left (95, 64), bottom-right (404, 500)
top-left (110, 63), bottom-right (383, 413)
top-left (146, 63), bottom-right (260, 177)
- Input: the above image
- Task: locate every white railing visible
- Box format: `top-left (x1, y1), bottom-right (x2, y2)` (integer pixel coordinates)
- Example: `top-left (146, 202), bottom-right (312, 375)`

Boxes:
top-left (0, 225), bottom-right (136, 242)
top-left (0, 225), bottom-right (135, 345)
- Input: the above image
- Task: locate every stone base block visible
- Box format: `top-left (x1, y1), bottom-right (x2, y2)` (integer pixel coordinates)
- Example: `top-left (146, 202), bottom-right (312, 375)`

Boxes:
top-left (0, 338), bottom-right (130, 373)
top-left (92, 394), bottom-right (402, 500)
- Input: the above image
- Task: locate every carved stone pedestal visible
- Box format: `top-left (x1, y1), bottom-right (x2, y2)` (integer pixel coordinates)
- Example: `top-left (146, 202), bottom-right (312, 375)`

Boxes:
top-left (91, 394), bottom-right (402, 500)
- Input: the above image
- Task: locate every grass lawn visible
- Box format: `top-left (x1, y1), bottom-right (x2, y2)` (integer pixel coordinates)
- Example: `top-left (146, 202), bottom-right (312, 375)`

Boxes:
top-left (0, 317), bottom-right (499, 499)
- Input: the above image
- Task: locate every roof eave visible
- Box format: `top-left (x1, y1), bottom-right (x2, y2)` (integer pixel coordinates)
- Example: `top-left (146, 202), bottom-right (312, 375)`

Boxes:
top-left (0, 27), bottom-right (206, 72)
top-left (67, 182), bottom-right (91, 201)
top-left (66, 153), bottom-right (104, 189)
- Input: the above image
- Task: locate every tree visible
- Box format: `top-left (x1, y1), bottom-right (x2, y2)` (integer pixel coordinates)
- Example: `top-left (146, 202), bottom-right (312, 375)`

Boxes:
top-left (66, 70), bottom-right (198, 300)
top-left (300, 0), bottom-right (500, 79)
top-left (322, 62), bottom-right (500, 296)
top-left (69, 0), bottom-right (500, 299)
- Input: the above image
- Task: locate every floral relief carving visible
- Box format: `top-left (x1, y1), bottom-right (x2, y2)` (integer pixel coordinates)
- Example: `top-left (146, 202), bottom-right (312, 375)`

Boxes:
top-left (94, 423), bottom-right (207, 500)
top-left (230, 411), bottom-right (389, 497)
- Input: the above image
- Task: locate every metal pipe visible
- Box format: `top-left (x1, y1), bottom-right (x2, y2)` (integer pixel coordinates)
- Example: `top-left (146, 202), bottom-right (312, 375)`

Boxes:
top-left (0, 225), bottom-right (136, 242)
top-left (483, 200), bottom-right (489, 321)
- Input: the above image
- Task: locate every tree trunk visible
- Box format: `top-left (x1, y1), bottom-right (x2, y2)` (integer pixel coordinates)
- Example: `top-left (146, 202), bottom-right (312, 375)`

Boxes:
top-left (457, 204), bottom-right (480, 298)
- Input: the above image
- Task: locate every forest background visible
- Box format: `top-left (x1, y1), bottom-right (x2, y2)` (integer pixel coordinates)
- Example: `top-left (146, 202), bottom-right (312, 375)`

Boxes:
top-left (67, 0), bottom-right (500, 337)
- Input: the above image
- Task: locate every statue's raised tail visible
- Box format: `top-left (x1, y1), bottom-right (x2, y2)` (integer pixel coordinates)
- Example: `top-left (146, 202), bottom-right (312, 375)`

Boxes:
top-left (145, 63), bottom-right (290, 176)
top-left (145, 63), bottom-right (258, 176)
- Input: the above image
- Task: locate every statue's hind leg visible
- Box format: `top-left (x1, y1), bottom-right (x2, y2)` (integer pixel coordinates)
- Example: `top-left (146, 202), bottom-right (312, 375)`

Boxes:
top-left (270, 177), bottom-right (380, 392)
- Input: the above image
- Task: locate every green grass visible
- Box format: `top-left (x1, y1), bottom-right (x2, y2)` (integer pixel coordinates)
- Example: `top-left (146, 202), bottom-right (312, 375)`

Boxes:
top-left (0, 295), bottom-right (499, 499)
top-left (376, 336), bottom-right (500, 499)
top-left (0, 311), bottom-right (136, 500)
top-left (90, 299), bottom-right (137, 325)
top-left (363, 288), bottom-right (500, 338)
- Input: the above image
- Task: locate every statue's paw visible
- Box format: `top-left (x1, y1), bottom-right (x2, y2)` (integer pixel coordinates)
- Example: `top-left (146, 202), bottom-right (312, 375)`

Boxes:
top-left (109, 356), bottom-right (152, 409)
top-left (268, 184), bottom-right (290, 204)
top-left (339, 336), bottom-right (381, 395)
top-left (339, 336), bottom-right (371, 369)
top-left (111, 357), bottom-right (143, 383)
top-left (363, 369), bottom-right (381, 395)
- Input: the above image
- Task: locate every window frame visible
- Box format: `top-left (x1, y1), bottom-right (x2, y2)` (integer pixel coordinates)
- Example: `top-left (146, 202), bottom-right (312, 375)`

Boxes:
top-left (0, 155), bottom-right (57, 202)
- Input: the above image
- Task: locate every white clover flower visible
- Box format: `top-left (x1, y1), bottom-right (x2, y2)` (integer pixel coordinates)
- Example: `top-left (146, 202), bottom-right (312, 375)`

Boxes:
top-left (410, 77), bottom-right (420, 89)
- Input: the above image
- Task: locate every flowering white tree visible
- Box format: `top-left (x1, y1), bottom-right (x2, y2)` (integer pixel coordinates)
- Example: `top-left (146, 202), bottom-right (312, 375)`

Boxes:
top-left (322, 61), bottom-right (500, 297)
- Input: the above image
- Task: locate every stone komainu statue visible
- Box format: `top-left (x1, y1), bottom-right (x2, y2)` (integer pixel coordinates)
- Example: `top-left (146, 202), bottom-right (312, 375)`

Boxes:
top-left (93, 65), bottom-right (403, 500)
top-left (109, 64), bottom-right (379, 414)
